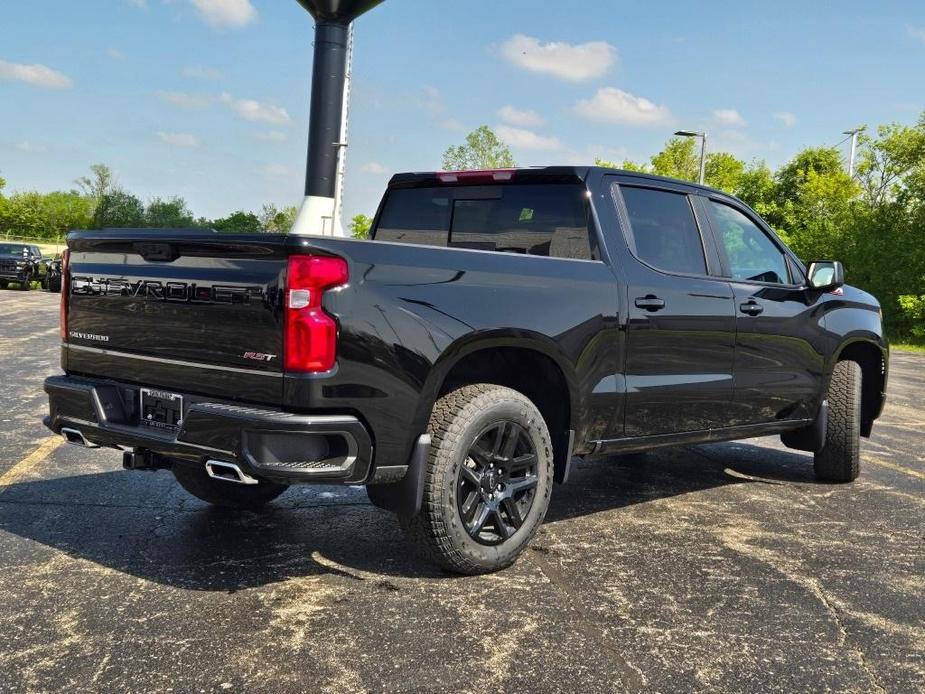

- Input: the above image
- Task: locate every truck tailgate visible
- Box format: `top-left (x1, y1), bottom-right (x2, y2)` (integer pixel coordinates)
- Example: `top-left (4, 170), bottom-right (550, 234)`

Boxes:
top-left (64, 231), bottom-right (288, 404)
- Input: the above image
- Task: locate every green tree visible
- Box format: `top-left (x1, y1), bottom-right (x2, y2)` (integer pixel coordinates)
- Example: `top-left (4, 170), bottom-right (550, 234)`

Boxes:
top-left (213, 211), bottom-right (261, 233)
top-left (259, 203), bottom-right (298, 233)
top-left (650, 137), bottom-right (700, 181)
top-left (735, 162), bottom-right (777, 218)
top-left (349, 213), bottom-right (373, 239)
top-left (144, 196), bottom-right (195, 228)
top-left (442, 126), bottom-right (516, 171)
top-left (94, 189), bottom-right (145, 228)
top-left (75, 164), bottom-right (113, 208)
top-left (705, 152), bottom-right (745, 193)
top-left (595, 157), bottom-right (650, 172)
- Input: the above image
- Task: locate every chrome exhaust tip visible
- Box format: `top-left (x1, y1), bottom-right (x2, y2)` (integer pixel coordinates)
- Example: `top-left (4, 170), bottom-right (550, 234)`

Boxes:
top-left (205, 460), bottom-right (259, 485)
top-left (61, 427), bottom-right (100, 448)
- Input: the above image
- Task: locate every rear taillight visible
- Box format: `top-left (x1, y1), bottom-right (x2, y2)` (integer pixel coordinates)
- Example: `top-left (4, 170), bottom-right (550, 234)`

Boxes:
top-left (59, 249), bottom-right (70, 341)
top-left (284, 255), bottom-right (348, 373)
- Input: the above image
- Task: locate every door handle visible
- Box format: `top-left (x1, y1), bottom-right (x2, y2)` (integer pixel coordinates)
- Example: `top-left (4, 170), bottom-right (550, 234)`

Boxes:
top-left (739, 301), bottom-right (764, 316)
top-left (635, 295), bottom-right (666, 311)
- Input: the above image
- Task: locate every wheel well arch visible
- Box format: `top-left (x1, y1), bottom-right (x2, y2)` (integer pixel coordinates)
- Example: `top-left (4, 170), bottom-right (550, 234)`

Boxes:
top-left (834, 339), bottom-right (886, 437)
top-left (417, 339), bottom-right (577, 483)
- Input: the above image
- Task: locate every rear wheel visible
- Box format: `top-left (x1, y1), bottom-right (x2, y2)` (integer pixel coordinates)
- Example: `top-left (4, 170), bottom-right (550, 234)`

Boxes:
top-left (172, 462), bottom-right (289, 509)
top-left (814, 360), bottom-right (862, 482)
top-left (400, 384), bottom-right (553, 575)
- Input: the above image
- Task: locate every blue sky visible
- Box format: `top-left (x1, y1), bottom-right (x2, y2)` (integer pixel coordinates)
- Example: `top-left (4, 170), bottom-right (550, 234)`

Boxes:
top-left (1, 0), bottom-right (924, 222)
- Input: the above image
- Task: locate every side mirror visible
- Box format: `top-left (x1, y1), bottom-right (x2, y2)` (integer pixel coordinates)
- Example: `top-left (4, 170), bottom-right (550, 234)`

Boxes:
top-left (807, 260), bottom-right (844, 290)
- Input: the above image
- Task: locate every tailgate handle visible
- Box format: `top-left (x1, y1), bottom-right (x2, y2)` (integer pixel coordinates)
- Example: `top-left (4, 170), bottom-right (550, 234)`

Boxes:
top-left (135, 242), bottom-right (179, 262)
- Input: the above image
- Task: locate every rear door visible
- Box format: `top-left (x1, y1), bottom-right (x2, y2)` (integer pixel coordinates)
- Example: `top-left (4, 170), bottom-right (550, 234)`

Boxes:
top-left (698, 196), bottom-right (827, 424)
top-left (610, 179), bottom-right (737, 436)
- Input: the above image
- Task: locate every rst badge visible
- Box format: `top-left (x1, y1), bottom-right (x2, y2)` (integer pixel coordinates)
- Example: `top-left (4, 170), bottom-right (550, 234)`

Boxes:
top-left (242, 352), bottom-right (276, 362)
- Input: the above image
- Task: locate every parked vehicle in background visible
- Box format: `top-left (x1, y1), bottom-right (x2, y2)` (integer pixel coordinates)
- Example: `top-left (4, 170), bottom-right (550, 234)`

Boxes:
top-left (43, 256), bottom-right (63, 293)
top-left (0, 242), bottom-right (47, 290)
top-left (44, 167), bottom-right (888, 574)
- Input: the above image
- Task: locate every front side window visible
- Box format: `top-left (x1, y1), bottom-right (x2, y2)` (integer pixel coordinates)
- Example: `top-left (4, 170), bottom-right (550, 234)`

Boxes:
top-left (619, 185), bottom-right (707, 275)
top-left (707, 200), bottom-right (788, 284)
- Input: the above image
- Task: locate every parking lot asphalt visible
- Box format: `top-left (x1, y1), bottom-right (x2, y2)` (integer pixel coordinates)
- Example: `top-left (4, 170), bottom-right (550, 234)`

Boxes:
top-left (0, 289), bottom-right (922, 693)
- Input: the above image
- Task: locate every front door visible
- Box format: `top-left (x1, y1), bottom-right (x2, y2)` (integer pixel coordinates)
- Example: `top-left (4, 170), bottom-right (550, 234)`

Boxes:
top-left (699, 196), bottom-right (828, 425)
top-left (613, 181), bottom-right (737, 437)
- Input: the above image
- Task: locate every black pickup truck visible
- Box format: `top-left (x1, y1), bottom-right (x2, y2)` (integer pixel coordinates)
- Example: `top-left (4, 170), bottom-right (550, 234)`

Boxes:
top-left (0, 242), bottom-right (48, 290)
top-left (44, 167), bottom-right (888, 574)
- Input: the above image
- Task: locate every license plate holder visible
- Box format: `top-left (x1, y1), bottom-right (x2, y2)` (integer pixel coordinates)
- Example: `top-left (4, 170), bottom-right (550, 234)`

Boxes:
top-left (140, 388), bottom-right (184, 431)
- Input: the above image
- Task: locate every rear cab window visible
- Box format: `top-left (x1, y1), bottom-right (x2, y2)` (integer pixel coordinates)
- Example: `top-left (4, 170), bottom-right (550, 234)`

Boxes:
top-left (372, 183), bottom-right (598, 261)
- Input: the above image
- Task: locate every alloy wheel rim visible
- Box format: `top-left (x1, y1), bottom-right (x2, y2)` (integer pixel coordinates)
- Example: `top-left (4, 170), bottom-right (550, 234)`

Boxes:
top-left (456, 420), bottom-right (539, 546)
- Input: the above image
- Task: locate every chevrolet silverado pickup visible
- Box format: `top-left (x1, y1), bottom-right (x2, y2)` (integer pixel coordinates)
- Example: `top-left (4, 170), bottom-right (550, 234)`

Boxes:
top-left (44, 167), bottom-right (888, 574)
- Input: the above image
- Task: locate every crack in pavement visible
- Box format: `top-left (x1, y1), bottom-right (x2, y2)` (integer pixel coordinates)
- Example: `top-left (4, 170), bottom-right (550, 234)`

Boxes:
top-left (527, 546), bottom-right (649, 689)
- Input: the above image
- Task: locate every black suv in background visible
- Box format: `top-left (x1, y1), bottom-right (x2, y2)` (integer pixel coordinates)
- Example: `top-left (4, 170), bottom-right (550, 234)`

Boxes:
top-left (45, 167), bottom-right (888, 574)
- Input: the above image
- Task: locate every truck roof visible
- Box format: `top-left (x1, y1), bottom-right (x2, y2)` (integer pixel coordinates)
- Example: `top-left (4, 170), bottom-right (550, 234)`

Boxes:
top-left (388, 166), bottom-right (725, 195)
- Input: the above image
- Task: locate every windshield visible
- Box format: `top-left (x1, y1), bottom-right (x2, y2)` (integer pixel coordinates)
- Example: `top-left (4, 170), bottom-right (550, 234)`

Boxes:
top-left (0, 244), bottom-right (28, 255)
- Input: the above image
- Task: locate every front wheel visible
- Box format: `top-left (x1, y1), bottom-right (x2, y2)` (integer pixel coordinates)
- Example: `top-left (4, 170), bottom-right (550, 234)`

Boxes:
top-left (172, 462), bottom-right (289, 509)
top-left (814, 360), bottom-right (862, 482)
top-left (400, 384), bottom-right (553, 575)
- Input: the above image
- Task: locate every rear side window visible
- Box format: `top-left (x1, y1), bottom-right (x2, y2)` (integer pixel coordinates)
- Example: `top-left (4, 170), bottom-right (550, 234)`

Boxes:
top-left (373, 184), bottom-right (596, 260)
top-left (619, 186), bottom-right (707, 275)
top-left (706, 200), bottom-right (789, 284)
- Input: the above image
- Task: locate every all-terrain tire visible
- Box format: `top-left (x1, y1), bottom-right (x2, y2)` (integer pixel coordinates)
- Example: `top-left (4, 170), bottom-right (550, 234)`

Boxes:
top-left (400, 384), bottom-right (553, 575)
top-left (172, 462), bottom-right (288, 509)
top-left (814, 360), bottom-right (862, 482)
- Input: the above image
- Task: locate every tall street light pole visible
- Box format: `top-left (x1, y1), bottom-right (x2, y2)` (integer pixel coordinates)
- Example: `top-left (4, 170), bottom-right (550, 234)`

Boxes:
top-left (843, 126), bottom-right (866, 178)
top-left (675, 130), bottom-right (707, 185)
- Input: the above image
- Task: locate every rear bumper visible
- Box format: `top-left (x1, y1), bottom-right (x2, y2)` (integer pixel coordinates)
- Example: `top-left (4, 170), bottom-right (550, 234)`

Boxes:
top-left (44, 375), bottom-right (374, 485)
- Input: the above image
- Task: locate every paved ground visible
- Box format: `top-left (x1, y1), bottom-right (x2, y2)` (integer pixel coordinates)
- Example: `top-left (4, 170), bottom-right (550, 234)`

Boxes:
top-left (1, 289), bottom-right (922, 693)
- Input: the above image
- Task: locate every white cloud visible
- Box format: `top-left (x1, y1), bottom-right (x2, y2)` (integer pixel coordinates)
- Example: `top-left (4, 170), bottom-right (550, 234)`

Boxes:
top-left (124, 0), bottom-right (146, 7)
top-left (156, 90), bottom-right (210, 109)
top-left (0, 60), bottom-right (72, 89)
top-left (495, 125), bottom-right (562, 151)
top-left (361, 162), bottom-right (389, 175)
top-left (15, 141), bottom-right (47, 153)
top-left (498, 105), bottom-right (545, 128)
top-left (713, 108), bottom-right (746, 127)
top-left (574, 87), bottom-right (671, 126)
top-left (773, 111), bottom-right (797, 127)
top-left (254, 130), bottom-right (287, 142)
top-left (500, 34), bottom-right (617, 82)
top-left (220, 93), bottom-right (291, 125)
top-left (907, 25), bottom-right (925, 43)
top-left (158, 131), bottom-right (200, 147)
top-left (190, 0), bottom-right (257, 29)
top-left (420, 86), bottom-right (445, 114)
top-left (439, 118), bottom-right (465, 131)
top-left (107, 48), bottom-right (126, 61)
top-left (182, 64), bottom-right (223, 80)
